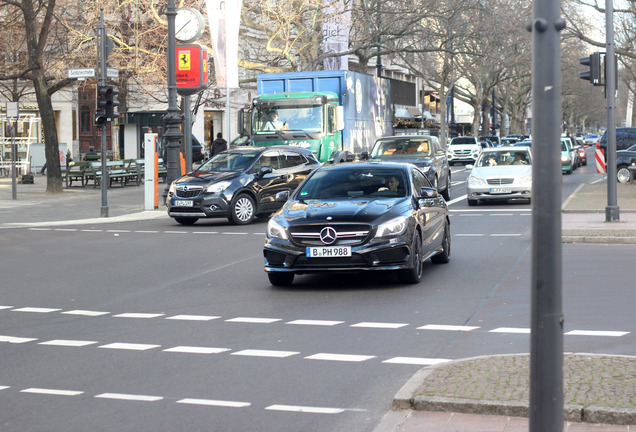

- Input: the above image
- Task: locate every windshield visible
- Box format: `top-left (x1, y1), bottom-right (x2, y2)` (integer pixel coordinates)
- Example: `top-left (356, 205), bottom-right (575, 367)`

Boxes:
top-left (450, 137), bottom-right (477, 145)
top-left (477, 151), bottom-right (531, 167)
top-left (296, 168), bottom-right (408, 199)
top-left (197, 151), bottom-right (259, 172)
top-left (371, 138), bottom-right (431, 157)
top-left (254, 106), bottom-right (323, 134)
top-left (561, 140), bottom-right (570, 151)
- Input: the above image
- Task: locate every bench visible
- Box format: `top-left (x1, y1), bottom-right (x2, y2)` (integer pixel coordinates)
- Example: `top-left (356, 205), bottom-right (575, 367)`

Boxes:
top-left (89, 160), bottom-right (139, 188)
top-left (62, 161), bottom-right (91, 187)
top-left (157, 158), bottom-right (167, 183)
top-left (123, 159), bottom-right (145, 186)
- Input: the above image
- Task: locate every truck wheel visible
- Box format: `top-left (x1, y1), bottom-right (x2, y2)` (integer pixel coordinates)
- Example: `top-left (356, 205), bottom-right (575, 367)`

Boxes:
top-left (229, 194), bottom-right (256, 225)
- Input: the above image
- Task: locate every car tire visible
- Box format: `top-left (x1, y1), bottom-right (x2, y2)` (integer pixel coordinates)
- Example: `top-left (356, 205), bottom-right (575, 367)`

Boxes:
top-left (398, 233), bottom-right (423, 284)
top-left (229, 194), bottom-right (256, 225)
top-left (174, 217), bottom-right (198, 225)
top-left (617, 165), bottom-right (632, 183)
top-left (467, 198), bottom-right (479, 206)
top-left (431, 220), bottom-right (451, 264)
top-left (441, 176), bottom-right (451, 201)
top-left (268, 272), bottom-right (294, 286)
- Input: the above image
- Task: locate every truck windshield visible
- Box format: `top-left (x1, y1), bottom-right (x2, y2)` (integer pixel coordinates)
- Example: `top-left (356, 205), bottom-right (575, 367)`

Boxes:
top-left (254, 106), bottom-right (322, 134)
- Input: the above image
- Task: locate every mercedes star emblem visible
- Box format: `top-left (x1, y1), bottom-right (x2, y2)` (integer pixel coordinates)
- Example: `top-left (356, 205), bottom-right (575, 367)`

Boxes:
top-left (319, 226), bottom-right (337, 245)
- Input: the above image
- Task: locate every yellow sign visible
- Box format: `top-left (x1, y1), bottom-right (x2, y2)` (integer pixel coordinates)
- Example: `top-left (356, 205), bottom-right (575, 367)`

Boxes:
top-left (178, 51), bottom-right (191, 71)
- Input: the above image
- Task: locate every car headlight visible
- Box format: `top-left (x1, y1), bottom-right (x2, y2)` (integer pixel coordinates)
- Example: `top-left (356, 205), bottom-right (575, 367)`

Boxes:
top-left (376, 216), bottom-right (408, 238)
top-left (468, 175), bottom-right (487, 186)
top-left (561, 155), bottom-right (570, 162)
top-left (267, 218), bottom-right (288, 240)
top-left (516, 173), bottom-right (532, 186)
top-left (206, 181), bottom-right (231, 194)
top-left (169, 181), bottom-right (176, 194)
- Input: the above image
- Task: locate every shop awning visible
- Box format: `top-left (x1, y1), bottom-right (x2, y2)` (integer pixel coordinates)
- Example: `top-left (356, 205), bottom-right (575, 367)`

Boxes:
top-left (394, 108), bottom-right (413, 119)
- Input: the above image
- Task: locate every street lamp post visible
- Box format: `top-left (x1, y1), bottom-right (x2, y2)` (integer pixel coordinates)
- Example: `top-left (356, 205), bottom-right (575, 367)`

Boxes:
top-left (163, 0), bottom-right (183, 204)
top-left (605, 0), bottom-right (619, 222)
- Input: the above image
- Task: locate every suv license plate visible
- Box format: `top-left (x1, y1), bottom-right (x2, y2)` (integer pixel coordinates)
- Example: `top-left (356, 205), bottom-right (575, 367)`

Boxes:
top-left (174, 200), bottom-right (194, 207)
top-left (306, 246), bottom-right (351, 258)
top-left (490, 187), bottom-right (511, 194)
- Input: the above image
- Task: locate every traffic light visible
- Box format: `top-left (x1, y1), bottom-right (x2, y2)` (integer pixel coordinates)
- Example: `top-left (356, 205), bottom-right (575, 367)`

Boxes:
top-left (105, 86), bottom-right (120, 121)
top-left (580, 52), bottom-right (602, 85)
top-left (95, 85), bottom-right (109, 125)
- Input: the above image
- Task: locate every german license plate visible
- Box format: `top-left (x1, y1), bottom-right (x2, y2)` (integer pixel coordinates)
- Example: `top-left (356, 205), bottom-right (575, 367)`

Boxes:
top-left (174, 200), bottom-right (194, 207)
top-left (490, 187), bottom-right (511, 194)
top-left (306, 246), bottom-right (351, 258)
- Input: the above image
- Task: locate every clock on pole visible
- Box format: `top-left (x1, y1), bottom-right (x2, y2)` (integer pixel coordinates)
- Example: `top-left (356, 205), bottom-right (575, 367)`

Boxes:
top-left (175, 7), bottom-right (205, 43)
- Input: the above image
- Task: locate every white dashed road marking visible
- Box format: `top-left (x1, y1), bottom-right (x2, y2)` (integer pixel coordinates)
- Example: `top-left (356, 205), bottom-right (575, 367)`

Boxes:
top-left (226, 317), bottom-right (281, 324)
top-left (417, 324), bottom-right (480, 331)
top-left (305, 353), bottom-right (376, 362)
top-left (95, 393), bottom-right (163, 402)
top-left (39, 339), bottom-right (97, 347)
top-left (565, 330), bottom-right (629, 337)
top-left (351, 322), bottom-right (409, 329)
top-left (163, 346), bottom-right (230, 354)
top-left (62, 310), bottom-right (109, 316)
top-left (13, 307), bottom-right (61, 313)
top-left (113, 313), bottom-right (165, 319)
top-left (166, 314), bottom-right (220, 321)
top-left (382, 357), bottom-right (451, 365)
top-left (21, 388), bottom-right (83, 396)
top-left (0, 336), bottom-right (37, 343)
top-left (287, 319), bottom-right (344, 326)
top-left (98, 343), bottom-right (160, 351)
top-left (177, 399), bottom-right (251, 408)
top-left (265, 405), bottom-right (345, 414)
top-left (232, 349), bottom-right (299, 358)
top-left (490, 327), bottom-right (531, 334)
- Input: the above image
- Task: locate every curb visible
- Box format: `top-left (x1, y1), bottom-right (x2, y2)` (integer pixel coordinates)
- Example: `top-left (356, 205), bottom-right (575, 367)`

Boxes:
top-left (391, 353), bottom-right (636, 426)
top-left (0, 210), bottom-right (168, 229)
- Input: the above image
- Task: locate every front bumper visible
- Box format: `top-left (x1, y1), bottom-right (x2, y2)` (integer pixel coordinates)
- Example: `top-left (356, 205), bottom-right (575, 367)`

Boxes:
top-left (263, 238), bottom-right (413, 274)
top-left (167, 194), bottom-right (231, 218)
top-left (467, 186), bottom-right (531, 201)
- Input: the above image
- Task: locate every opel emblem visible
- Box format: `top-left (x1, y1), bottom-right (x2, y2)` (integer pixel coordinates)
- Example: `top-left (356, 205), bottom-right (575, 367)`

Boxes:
top-left (319, 227), bottom-right (337, 245)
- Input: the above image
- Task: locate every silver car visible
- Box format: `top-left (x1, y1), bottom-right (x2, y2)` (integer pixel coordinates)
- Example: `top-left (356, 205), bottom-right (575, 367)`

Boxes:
top-left (466, 147), bottom-right (532, 206)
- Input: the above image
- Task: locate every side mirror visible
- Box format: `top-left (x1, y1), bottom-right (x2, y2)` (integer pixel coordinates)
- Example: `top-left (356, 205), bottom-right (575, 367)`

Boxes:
top-left (335, 106), bottom-right (345, 131)
top-left (259, 166), bottom-right (273, 178)
top-left (419, 187), bottom-right (438, 199)
top-left (360, 152), bottom-right (369, 160)
top-left (275, 190), bottom-right (290, 202)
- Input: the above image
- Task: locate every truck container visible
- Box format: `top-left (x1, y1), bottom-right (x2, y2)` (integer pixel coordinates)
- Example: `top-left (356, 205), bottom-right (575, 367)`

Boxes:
top-left (239, 70), bottom-right (392, 162)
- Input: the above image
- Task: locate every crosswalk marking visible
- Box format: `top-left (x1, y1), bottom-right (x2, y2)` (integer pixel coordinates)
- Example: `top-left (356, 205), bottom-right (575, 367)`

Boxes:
top-left (13, 307), bottom-right (60, 313)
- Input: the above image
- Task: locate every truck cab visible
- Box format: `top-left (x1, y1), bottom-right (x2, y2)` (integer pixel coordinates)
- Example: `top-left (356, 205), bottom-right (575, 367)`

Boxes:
top-left (239, 92), bottom-right (344, 163)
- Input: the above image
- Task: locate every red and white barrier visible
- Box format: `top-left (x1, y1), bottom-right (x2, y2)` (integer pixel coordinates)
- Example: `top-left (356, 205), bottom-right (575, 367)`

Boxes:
top-left (595, 149), bottom-right (605, 173)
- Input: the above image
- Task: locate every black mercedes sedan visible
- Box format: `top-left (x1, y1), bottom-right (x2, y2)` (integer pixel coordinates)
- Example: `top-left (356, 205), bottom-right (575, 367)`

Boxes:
top-left (167, 146), bottom-right (320, 225)
top-left (263, 162), bottom-right (451, 286)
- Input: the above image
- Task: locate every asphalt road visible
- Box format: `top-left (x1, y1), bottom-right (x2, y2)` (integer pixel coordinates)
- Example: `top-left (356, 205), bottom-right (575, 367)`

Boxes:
top-left (1, 148), bottom-right (634, 431)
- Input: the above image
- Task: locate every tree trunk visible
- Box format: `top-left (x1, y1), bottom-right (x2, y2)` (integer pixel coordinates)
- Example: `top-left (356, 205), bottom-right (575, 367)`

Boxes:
top-left (33, 72), bottom-right (63, 193)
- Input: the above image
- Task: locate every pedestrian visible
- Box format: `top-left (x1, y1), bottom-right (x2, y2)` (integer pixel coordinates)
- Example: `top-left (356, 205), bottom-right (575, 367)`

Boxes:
top-left (84, 146), bottom-right (97, 161)
top-left (210, 133), bottom-right (227, 157)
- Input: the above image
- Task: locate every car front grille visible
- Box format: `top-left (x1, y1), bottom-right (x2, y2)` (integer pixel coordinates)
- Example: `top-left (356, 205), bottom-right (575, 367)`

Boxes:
top-left (289, 224), bottom-right (371, 247)
top-left (487, 178), bottom-right (514, 185)
top-left (452, 149), bottom-right (473, 156)
top-left (175, 186), bottom-right (203, 198)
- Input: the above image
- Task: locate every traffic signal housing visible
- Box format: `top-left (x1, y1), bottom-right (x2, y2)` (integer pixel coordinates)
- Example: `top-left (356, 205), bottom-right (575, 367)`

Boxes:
top-left (95, 85), bottom-right (120, 124)
top-left (580, 52), bottom-right (602, 86)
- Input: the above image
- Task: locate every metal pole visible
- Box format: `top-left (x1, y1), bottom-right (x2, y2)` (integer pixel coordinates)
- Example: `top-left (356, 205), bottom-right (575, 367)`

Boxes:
top-left (163, 0), bottom-right (184, 203)
top-left (605, 0), bottom-right (619, 222)
top-left (11, 117), bottom-right (17, 200)
top-left (99, 8), bottom-right (109, 218)
top-left (184, 95), bottom-right (192, 171)
top-left (528, 1), bottom-right (565, 430)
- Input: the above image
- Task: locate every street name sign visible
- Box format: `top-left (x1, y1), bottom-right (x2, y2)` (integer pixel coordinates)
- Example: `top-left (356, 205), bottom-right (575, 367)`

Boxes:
top-left (68, 68), bottom-right (96, 79)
